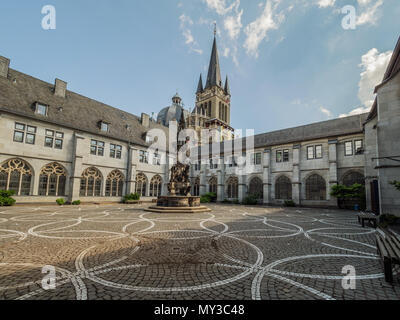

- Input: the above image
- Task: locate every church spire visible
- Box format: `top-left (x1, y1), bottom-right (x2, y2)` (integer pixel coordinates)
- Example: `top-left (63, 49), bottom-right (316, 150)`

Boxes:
top-left (224, 75), bottom-right (230, 96)
top-left (196, 74), bottom-right (204, 94)
top-left (205, 32), bottom-right (222, 89)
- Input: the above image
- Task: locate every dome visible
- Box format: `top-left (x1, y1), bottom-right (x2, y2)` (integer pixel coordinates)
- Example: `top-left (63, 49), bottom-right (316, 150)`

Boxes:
top-left (157, 104), bottom-right (189, 127)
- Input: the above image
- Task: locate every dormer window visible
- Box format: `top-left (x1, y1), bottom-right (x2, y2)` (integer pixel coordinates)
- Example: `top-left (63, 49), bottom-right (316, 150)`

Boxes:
top-left (100, 121), bottom-right (109, 132)
top-left (36, 103), bottom-right (48, 116)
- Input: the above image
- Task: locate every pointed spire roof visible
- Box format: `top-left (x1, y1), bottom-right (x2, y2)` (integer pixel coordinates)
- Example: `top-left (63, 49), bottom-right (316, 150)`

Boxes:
top-left (196, 74), bottom-right (204, 94)
top-left (224, 76), bottom-right (230, 95)
top-left (205, 35), bottom-right (222, 89)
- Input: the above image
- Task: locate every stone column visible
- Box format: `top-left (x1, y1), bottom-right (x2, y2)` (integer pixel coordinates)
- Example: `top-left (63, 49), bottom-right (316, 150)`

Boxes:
top-left (126, 147), bottom-right (138, 195)
top-left (199, 162), bottom-right (207, 196)
top-left (69, 133), bottom-right (85, 202)
top-left (292, 144), bottom-right (301, 205)
top-left (328, 139), bottom-right (338, 206)
top-left (238, 174), bottom-right (246, 203)
top-left (263, 149), bottom-right (272, 204)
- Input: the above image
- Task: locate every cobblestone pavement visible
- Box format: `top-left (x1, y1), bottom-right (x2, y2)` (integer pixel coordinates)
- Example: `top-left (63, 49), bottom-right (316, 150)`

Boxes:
top-left (0, 204), bottom-right (399, 300)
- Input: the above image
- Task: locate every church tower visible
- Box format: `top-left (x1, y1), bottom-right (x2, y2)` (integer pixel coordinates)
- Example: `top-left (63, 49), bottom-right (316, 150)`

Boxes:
top-left (189, 30), bottom-right (234, 144)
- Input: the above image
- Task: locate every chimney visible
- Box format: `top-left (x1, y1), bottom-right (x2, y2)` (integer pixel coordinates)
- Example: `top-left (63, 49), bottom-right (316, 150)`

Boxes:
top-left (54, 78), bottom-right (67, 98)
top-left (0, 56), bottom-right (10, 78)
top-left (141, 113), bottom-right (150, 128)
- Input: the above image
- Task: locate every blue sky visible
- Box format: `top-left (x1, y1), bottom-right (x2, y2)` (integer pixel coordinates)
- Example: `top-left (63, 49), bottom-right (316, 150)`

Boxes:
top-left (0, 0), bottom-right (399, 134)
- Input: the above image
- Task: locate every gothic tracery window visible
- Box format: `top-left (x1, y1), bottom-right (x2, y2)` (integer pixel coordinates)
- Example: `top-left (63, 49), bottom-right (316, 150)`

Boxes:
top-left (105, 170), bottom-right (124, 197)
top-left (209, 176), bottom-right (217, 195)
top-left (39, 162), bottom-right (67, 196)
top-left (305, 174), bottom-right (326, 200)
top-left (80, 167), bottom-right (102, 197)
top-left (135, 173), bottom-right (147, 197)
top-left (193, 177), bottom-right (200, 196)
top-left (275, 176), bottom-right (292, 200)
top-left (342, 171), bottom-right (365, 187)
top-left (0, 159), bottom-right (32, 196)
top-left (150, 175), bottom-right (163, 197)
top-left (227, 176), bottom-right (238, 199)
top-left (249, 177), bottom-right (263, 200)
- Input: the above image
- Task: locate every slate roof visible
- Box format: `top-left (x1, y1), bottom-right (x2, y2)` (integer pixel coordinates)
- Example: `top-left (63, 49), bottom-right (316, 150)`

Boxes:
top-left (0, 67), bottom-right (169, 148)
top-left (367, 35), bottom-right (400, 123)
top-left (205, 37), bottom-right (222, 89)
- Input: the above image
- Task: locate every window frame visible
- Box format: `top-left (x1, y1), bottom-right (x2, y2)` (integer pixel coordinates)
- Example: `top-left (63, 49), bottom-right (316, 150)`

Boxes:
top-left (307, 146), bottom-right (315, 160)
top-left (315, 145), bottom-right (323, 159)
top-left (344, 141), bottom-right (353, 156)
top-left (36, 103), bottom-right (48, 116)
top-left (355, 140), bottom-right (364, 155)
top-left (283, 149), bottom-right (290, 162)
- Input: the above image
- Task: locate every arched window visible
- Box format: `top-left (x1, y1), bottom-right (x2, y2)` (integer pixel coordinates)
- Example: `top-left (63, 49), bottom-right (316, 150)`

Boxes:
top-left (209, 176), bottom-right (217, 194)
top-left (249, 177), bottom-right (263, 199)
top-left (0, 159), bottom-right (33, 196)
top-left (105, 170), bottom-right (124, 197)
top-left (227, 176), bottom-right (238, 199)
top-left (306, 174), bottom-right (326, 200)
top-left (80, 167), bottom-right (102, 197)
top-left (135, 173), bottom-right (147, 197)
top-left (150, 175), bottom-right (163, 197)
top-left (39, 163), bottom-right (67, 196)
top-left (193, 177), bottom-right (200, 196)
top-left (342, 171), bottom-right (365, 187)
top-left (275, 176), bottom-right (292, 200)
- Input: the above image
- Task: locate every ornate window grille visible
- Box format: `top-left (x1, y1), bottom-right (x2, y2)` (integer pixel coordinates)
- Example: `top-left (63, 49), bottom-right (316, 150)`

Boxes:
top-left (80, 167), bottom-right (102, 197)
top-left (306, 174), bottom-right (326, 200)
top-left (39, 162), bottom-right (67, 196)
top-left (105, 170), bottom-right (124, 197)
top-left (0, 159), bottom-right (32, 196)
top-left (149, 175), bottom-right (163, 197)
top-left (275, 176), bottom-right (292, 200)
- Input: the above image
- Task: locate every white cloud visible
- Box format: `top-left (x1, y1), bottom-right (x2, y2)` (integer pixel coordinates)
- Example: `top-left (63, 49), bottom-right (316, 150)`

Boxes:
top-left (319, 106), bottom-right (333, 118)
top-left (224, 8), bottom-right (243, 40)
top-left (356, 0), bottom-right (384, 26)
top-left (179, 14), bottom-right (203, 55)
top-left (340, 47), bottom-right (392, 118)
top-left (358, 48), bottom-right (392, 108)
top-left (243, 0), bottom-right (284, 58)
top-left (317, 0), bottom-right (336, 8)
top-left (203, 0), bottom-right (239, 15)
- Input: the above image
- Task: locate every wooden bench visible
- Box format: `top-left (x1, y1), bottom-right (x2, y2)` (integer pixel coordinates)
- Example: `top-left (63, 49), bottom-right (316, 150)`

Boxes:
top-left (358, 212), bottom-right (378, 228)
top-left (376, 230), bottom-right (400, 283)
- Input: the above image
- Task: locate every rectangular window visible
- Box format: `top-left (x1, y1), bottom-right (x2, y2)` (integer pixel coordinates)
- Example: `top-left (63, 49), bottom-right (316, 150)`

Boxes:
top-left (153, 151), bottom-right (161, 166)
top-left (344, 141), bottom-right (353, 156)
top-left (283, 150), bottom-right (289, 162)
top-left (315, 145), bottom-right (323, 159)
top-left (139, 150), bottom-right (149, 164)
top-left (56, 132), bottom-right (64, 139)
top-left (110, 144), bottom-right (122, 159)
top-left (46, 129), bottom-right (54, 137)
top-left (36, 103), bottom-right (48, 116)
top-left (307, 146), bottom-right (314, 160)
top-left (355, 140), bottom-right (363, 155)
top-left (91, 140), bottom-right (105, 156)
top-left (13, 131), bottom-right (24, 143)
top-left (15, 123), bottom-right (25, 131)
top-left (252, 153), bottom-right (262, 165)
top-left (276, 150), bottom-right (283, 163)
top-left (55, 139), bottom-right (63, 149)
top-left (25, 133), bottom-right (35, 145)
top-left (45, 137), bottom-right (54, 148)
top-left (210, 159), bottom-right (218, 169)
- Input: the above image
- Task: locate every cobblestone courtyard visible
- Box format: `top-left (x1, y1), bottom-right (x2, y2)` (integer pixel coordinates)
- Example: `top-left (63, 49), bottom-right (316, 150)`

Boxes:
top-left (0, 204), bottom-right (399, 300)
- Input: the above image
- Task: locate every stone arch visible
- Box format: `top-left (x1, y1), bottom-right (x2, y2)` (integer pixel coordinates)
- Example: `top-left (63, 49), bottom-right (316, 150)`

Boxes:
top-left (150, 175), bottom-right (163, 197)
top-left (39, 162), bottom-right (68, 197)
top-left (248, 176), bottom-right (263, 200)
top-left (275, 175), bottom-right (292, 200)
top-left (135, 172), bottom-right (148, 197)
top-left (305, 173), bottom-right (326, 200)
top-left (0, 158), bottom-right (33, 196)
top-left (226, 176), bottom-right (239, 199)
top-left (80, 167), bottom-right (103, 197)
top-left (105, 170), bottom-right (124, 197)
top-left (341, 170), bottom-right (365, 186)
top-left (209, 176), bottom-right (218, 194)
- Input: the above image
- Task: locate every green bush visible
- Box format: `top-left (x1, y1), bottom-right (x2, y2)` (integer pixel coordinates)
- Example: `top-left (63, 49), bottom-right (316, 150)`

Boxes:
top-left (0, 190), bottom-right (16, 207)
top-left (330, 184), bottom-right (365, 199)
top-left (243, 195), bottom-right (258, 205)
top-left (204, 192), bottom-right (217, 202)
top-left (56, 198), bottom-right (65, 206)
top-left (284, 200), bottom-right (296, 207)
top-left (72, 200), bottom-right (81, 206)
top-left (222, 199), bottom-right (232, 204)
top-left (124, 193), bottom-right (140, 202)
top-left (379, 214), bottom-right (399, 228)
top-left (0, 196), bottom-right (16, 206)
top-left (232, 199), bottom-right (240, 205)
top-left (390, 181), bottom-right (400, 192)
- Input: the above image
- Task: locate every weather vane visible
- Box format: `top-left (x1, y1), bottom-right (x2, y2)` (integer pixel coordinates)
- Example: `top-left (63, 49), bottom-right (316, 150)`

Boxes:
top-left (214, 21), bottom-right (217, 36)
